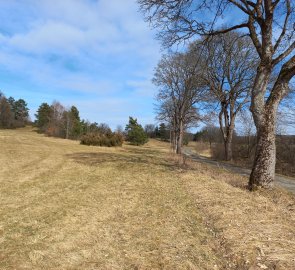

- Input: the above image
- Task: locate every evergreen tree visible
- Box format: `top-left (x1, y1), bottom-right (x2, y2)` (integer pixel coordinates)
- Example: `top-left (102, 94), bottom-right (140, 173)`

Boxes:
top-left (70, 106), bottom-right (82, 138)
top-left (35, 103), bottom-right (52, 132)
top-left (13, 99), bottom-right (29, 124)
top-left (65, 106), bottom-right (82, 139)
top-left (159, 123), bottom-right (169, 141)
top-left (125, 117), bottom-right (148, 146)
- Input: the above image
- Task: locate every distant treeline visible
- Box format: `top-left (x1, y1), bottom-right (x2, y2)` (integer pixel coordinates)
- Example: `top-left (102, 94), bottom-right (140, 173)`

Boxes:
top-left (34, 101), bottom-right (125, 147)
top-left (0, 92), bottom-right (30, 128)
top-left (194, 125), bottom-right (295, 177)
top-left (0, 93), bottom-right (194, 147)
top-left (144, 122), bottom-right (194, 145)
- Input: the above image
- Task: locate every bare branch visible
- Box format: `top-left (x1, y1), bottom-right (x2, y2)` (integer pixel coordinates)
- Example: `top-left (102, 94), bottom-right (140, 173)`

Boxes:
top-left (273, 41), bottom-right (295, 65)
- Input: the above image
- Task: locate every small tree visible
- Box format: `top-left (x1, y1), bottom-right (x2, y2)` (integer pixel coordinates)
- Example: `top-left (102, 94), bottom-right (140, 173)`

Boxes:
top-left (64, 106), bottom-right (82, 139)
top-left (35, 103), bottom-right (53, 132)
top-left (125, 117), bottom-right (148, 146)
top-left (13, 99), bottom-right (29, 126)
top-left (159, 123), bottom-right (169, 141)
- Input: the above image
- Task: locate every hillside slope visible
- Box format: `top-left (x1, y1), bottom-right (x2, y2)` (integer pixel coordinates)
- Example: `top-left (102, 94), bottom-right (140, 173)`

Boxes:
top-left (0, 128), bottom-right (294, 269)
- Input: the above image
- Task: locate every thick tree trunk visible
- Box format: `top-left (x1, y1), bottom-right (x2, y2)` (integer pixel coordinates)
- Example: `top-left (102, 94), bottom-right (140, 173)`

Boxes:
top-left (249, 65), bottom-right (273, 189)
top-left (249, 56), bottom-right (294, 189)
top-left (249, 108), bottom-right (276, 190)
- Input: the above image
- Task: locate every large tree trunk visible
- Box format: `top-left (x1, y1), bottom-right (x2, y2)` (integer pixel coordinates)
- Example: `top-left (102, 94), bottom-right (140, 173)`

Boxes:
top-left (249, 65), bottom-right (273, 189)
top-left (249, 57), bottom-right (295, 190)
top-left (224, 135), bottom-right (233, 161)
top-left (249, 107), bottom-right (277, 190)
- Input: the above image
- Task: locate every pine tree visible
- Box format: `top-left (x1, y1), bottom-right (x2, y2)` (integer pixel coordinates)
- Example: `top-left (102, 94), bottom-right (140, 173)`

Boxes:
top-left (125, 117), bottom-right (148, 146)
top-left (65, 106), bottom-right (82, 139)
top-left (13, 99), bottom-right (29, 125)
top-left (159, 123), bottom-right (168, 141)
top-left (35, 103), bottom-right (52, 132)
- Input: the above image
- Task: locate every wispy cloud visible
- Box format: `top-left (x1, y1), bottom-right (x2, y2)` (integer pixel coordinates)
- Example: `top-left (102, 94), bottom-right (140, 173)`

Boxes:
top-left (0, 0), bottom-right (161, 128)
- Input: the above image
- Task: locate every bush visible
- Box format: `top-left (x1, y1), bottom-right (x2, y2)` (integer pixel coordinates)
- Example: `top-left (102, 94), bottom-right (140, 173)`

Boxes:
top-left (80, 132), bottom-right (123, 147)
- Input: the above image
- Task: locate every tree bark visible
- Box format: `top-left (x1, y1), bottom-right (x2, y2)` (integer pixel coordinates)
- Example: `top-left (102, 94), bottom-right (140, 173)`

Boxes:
top-left (249, 107), bottom-right (277, 190)
top-left (176, 120), bottom-right (183, 154)
top-left (224, 134), bottom-right (233, 161)
top-left (219, 107), bottom-right (234, 161)
top-left (249, 56), bottom-right (295, 189)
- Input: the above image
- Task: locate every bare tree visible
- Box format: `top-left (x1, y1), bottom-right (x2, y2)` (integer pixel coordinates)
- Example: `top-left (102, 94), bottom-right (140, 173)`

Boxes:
top-left (144, 124), bottom-right (156, 137)
top-left (48, 101), bottom-right (66, 137)
top-left (192, 32), bottom-right (257, 160)
top-left (156, 98), bottom-right (200, 151)
top-left (139, 0), bottom-right (295, 189)
top-left (154, 52), bottom-right (204, 154)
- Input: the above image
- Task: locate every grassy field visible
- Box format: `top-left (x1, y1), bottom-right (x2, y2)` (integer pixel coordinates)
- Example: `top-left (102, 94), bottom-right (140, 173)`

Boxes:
top-left (0, 128), bottom-right (295, 269)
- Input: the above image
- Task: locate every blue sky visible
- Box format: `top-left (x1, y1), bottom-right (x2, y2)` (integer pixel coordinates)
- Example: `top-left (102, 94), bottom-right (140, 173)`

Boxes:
top-left (0, 0), bottom-right (162, 128)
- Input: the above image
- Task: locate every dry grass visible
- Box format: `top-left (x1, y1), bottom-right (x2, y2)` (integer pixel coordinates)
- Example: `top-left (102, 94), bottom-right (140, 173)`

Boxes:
top-left (174, 158), bottom-right (295, 269)
top-left (187, 142), bottom-right (212, 158)
top-left (0, 128), bottom-right (222, 269)
top-left (1, 128), bottom-right (294, 269)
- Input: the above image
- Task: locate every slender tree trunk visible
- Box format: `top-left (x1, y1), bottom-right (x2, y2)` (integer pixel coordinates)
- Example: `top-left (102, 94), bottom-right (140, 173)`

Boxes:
top-left (247, 135), bottom-right (251, 158)
top-left (172, 129), bottom-right (177, 153)
top-left (66, 114), bottom-right (70, 139)
top-left (176, 120), bottom-right (183, 154)
top-left (219, 107), bottom-right (234, 161)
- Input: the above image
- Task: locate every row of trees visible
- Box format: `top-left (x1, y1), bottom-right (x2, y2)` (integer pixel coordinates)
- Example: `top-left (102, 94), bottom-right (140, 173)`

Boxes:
top-left (0, 92), bottom-right (29, 128)
top-left (35, 101), bottom-right (149, 147)
top-left (153, 32), bottom-right (257, 159)
top-left (139, 0), bottom-right (295, 190)
top-left (35, 101), bottom-right (82, 139)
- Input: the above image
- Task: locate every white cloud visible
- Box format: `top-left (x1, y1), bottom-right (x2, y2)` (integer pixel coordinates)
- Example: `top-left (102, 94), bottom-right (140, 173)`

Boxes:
top-left (127, 79), bottom-right (157, 98)
top-left (0, 0), bottom-right (161, 126)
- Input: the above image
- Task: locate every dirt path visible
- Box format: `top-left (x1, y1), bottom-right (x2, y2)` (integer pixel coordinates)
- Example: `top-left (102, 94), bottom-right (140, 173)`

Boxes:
top-left (184, 147), bottom-right (295, 194)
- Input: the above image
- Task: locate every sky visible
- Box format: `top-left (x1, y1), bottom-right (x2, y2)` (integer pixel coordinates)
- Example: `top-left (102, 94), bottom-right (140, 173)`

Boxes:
top-left (0, 0), bottom-right (162, 129)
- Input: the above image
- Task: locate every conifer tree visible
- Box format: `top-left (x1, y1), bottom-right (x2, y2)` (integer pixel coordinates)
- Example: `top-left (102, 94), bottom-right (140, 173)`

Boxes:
top-left (125, 117), bottom-right (148, 146)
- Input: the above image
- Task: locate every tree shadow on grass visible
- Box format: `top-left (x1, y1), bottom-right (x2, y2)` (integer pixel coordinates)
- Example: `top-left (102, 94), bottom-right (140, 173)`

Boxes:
top-left (66, 151), bottom-right (176, 171)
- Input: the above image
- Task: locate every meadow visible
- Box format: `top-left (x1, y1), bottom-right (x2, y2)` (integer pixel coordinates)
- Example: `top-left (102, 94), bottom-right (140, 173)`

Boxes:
top-left (0, 127), bottom-right (295, 269)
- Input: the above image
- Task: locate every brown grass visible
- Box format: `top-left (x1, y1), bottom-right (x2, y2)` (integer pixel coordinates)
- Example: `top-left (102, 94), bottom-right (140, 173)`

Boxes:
top-left (173, 158), bottom-right (295, 269)
top-left (0, 127), bottom-right (294, 269)
top-left (0, 128), bottom-right (222, 269)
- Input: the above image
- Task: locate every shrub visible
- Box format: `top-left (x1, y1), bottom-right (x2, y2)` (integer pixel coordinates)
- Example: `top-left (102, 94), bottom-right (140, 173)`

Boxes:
top-left (80, 132), bottom-right (123, 147)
